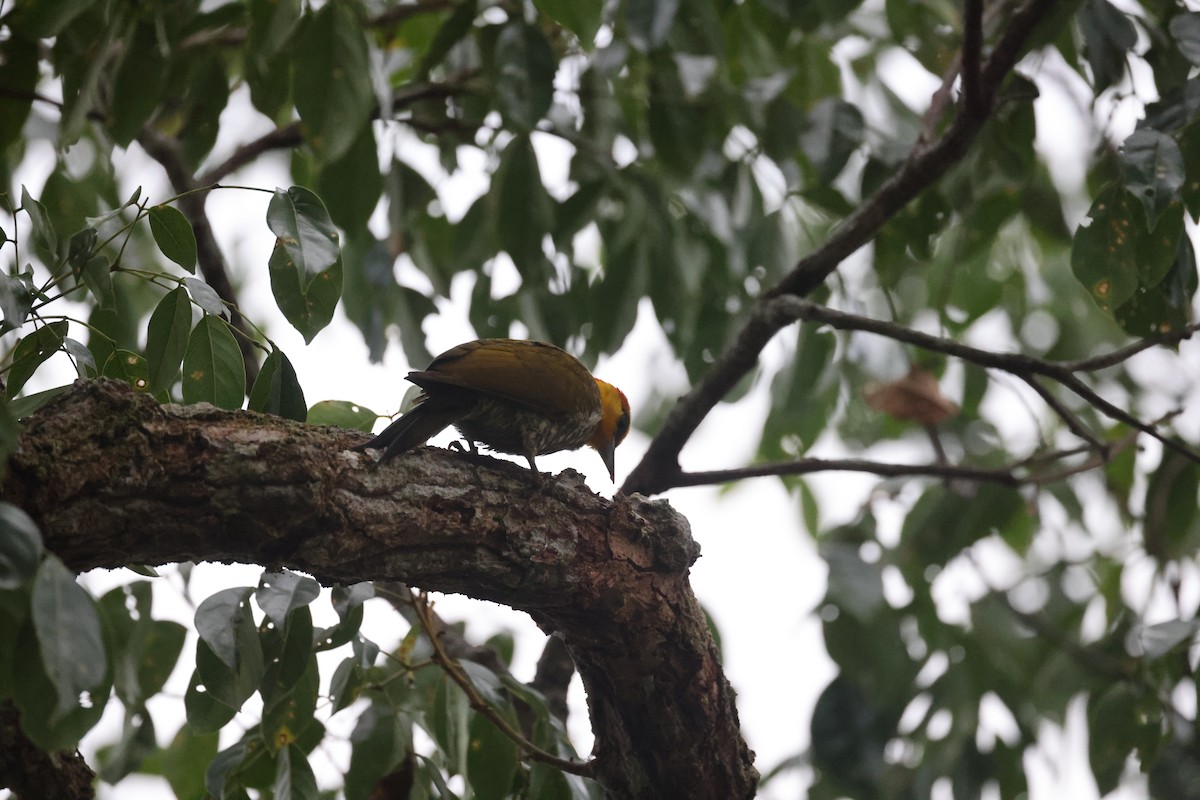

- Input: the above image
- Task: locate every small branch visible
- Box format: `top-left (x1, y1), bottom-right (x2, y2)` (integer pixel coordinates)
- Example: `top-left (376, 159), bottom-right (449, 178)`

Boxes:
top-left (198, 123), bottom-right (303, 185)
top-left (1021, 376), bottom-right (1106, 451)
top-left (672, 457), bottom-right (1022, 488)
top-left (667, 435), bottom-right (1144, 491)
top-left (198, 76), bottom-right (477, 185)
top-left (1062, 322), bottom-right (1200, 372)
top-left (776, 297), bottom-right (1200, 464)
top-left (411, 592), bottom-right (597, 778)
top-left (375, 582), bottom-right (509, 674)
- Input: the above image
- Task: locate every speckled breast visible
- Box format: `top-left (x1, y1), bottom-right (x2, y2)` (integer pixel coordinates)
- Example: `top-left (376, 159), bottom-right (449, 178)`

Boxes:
top-left (454, 395), bottom-right (602, 457)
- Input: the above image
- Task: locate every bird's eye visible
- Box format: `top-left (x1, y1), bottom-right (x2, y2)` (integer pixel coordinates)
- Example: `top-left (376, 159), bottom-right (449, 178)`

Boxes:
top-left (615, 411), bottom-right (631, 444)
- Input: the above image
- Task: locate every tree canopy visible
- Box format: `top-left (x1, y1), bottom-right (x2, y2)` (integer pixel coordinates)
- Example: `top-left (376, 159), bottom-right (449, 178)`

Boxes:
top-left (2, 0), bottom-right (1200, 798)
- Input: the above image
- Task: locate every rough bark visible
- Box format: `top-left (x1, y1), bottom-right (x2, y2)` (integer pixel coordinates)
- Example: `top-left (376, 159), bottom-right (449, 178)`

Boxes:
top-left (2, 379), bottom-right (756, 799)
top-left (0, 701), bottom-right (95, 800)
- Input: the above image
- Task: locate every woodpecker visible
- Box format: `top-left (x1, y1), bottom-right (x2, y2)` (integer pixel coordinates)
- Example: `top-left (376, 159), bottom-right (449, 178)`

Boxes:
top-left (356, 338), bottom-right (631, 480)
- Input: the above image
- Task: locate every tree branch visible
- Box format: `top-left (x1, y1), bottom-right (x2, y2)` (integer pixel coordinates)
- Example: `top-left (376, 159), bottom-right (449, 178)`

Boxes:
top-left (622, 0), bottom-right (1062, 496)
top-left (3, 379), bottom-right (756, 800)
top-left (776, 298), bottom-right (1200, 463)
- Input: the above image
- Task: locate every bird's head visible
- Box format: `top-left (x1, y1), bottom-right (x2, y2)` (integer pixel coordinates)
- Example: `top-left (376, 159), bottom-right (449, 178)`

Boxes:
top-left (589, 379), bottom-right (631, 482)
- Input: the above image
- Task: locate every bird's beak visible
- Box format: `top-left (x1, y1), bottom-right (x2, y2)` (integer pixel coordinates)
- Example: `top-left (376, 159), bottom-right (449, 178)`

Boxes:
top-left (597, 439), bottom-right (616, 482)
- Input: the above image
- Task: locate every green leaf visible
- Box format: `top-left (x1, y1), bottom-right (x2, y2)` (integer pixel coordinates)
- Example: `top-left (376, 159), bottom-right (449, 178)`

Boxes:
top-left (533, 0), bottom-right (602, 44)
top-left (184, 669), bottom-right (237, 733)
top-left (306, 399), bottom-right (378, 431)
top-left (293, 2), bottom-right (374, 162)
top-left (345, 704), bottom-right (409, 800)
top-left (821, 541), bottom-right (885, 623)
top-left (467, 708), bottom-right (520, 800)
top-left (1071, 186), bottom-right (1152, 312)
top-left (899, 484), bottom-right (1026, 576)
top-left (626, 0), bottom-right (679, 52)
top-left (759, 327), bottom-right (835, 459)
top-left (262, 653), bottom-right (319, 754)
top-left (82, 255), bottom-right (116, 310)
top-left (0, 34), bottom-right (38, 151)
top-left (195, 629), bottom-right (264, 711)
top-left (145, 287), bottom-right (194, 395)
top-left (1088, 683), bottom-right (1141, 795)
top-left (10, 0), bottom-right (94, 41)
top-left (205, 741), bottom-right (249, 800)
top-left (417, 0), bottom-right (479, 76)
top-left (8, 385), bottom-right (71, 418)
top-left (316, 123), bottom-right (383, 231)
top-left (163, 724), bottom-right (220, 800)
top-left (493, 135), bottom-right (555, 275)
top-left (6, 321), bottom-right (67, 399)
top-left (32, 555), bottom-right (107, 718)
top-left (328, 657), bottom-right (361, 713)
top-left (1114, 232), bottom-right (1198, 337)
top-left (1169, 13), bottom-right (1200, 67)
top-left (195, 587), bottom-right (254, 670)
top-left (315, 582), bottom-right (372, 651)
top-left (257, 570), bottom-right (321, 628)
top-left (1120, 130), bottom-right (1185, 228)
top-left (647, 56), bottom-right (708, 175)
top-left (102, 349), bottom-right (151, 392)
top-left (1142, 449), bottom-right (1200, 562)
top-left (1078, 0), bottom-right (1136, 93)
top-left (0, 271), bottom-right (34, 333)
top-left (108, 21), bottom-right (169, 147)
top-left (1132, 619), bottom-right (1200, 660)
top-left (12, 618), bottom-right (109, 750)
top-left (185, 277), bottom-right (228, 319)
top-left (149, 205), bottom-right (199, 273)
top-left (62, 337), bottom-right (96, 378)
top-left (249, 348), bottom-right (308, 421)
top-left (97, 582), bottom-right (187, 708)
top-left (268, 240), bottom-right (343, 344)
top-left (493, 23), bottom-right (556, 130)
top-left (98, 709), bottom-right (157, 783)
top-left (266, 186), bottom-right (341, 284)
top-left (0, 502), bottom-right (43, 589)
top-left (801, 99), bottom-right (865, 184)
top-left (274, 743), bottom-right (319, 800)
top-left (182, 315), bottom-right (246, 409)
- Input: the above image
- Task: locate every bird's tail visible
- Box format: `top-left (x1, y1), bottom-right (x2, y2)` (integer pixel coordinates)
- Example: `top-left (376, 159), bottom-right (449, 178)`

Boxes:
top-left (354, 403), bottom-right (461, 461)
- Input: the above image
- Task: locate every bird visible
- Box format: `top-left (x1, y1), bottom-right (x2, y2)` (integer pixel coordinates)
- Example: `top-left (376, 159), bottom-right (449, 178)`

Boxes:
top-left (355, 338), bottom-right (631, 480)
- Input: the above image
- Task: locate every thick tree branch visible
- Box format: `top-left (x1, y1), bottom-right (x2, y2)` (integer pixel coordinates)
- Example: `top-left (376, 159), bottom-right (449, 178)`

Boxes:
top-left (3, 380), bottom-right (756, 800)
top-left (622, 0), bottom-right (1061, 497)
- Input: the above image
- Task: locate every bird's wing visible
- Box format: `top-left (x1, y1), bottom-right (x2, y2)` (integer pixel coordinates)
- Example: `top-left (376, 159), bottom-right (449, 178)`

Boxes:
top-left (408, 339), bottom-right (599, 417)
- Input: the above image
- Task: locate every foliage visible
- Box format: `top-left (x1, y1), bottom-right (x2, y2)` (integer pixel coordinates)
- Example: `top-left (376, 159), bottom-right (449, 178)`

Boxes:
top-left (2, 0), bottom-right (1200, 797)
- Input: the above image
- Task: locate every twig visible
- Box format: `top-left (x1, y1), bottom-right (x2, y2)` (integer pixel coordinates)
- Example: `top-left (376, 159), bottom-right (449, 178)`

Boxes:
top-left (668, 436), bottom-right (1141, 490)
top-left (410, 592), bottom-right (597, 778)
top-left (776, 297), bottom-right (1200, 464)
